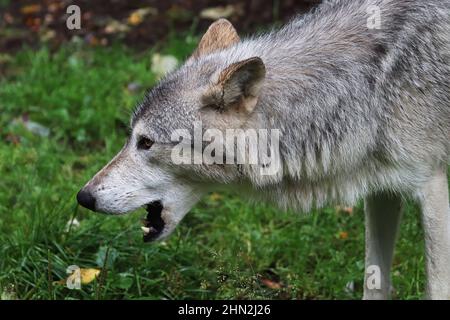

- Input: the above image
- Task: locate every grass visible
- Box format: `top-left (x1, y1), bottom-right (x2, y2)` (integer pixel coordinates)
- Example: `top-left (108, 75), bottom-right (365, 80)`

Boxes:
top-left (0, 37), bottom-right (436, 300)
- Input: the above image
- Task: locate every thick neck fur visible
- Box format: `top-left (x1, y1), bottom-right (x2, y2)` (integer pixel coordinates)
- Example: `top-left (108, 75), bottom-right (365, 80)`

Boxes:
top-left (193, 0), bottom-right (450, 211)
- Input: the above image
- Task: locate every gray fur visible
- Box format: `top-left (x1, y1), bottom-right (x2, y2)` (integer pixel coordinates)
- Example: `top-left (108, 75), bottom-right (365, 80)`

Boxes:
top-left (134, 0), bottom-right (449, 211)
top-left (80, 0), bottom-right (450, 299)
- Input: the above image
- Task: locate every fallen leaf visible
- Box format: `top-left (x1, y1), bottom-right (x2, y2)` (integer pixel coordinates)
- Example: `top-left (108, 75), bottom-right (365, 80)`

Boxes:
top-left (338, 231), bottom-right (349, 240)
top-left (128, 12), bottom-right (142, 26)
top-left (343, 207), bottom-right (353, 214)
top-left (104, 19), bottom-right (130, 34)
top-left (127, 8), bottom-right (156, 26)
top-left (200, 5), bottom-right (237, 20)
top-left (79, 268), bottom-right (101, 284)
top-left (261, 278), bottom-right (282, 290)
top-left (209, 193), bottom-right (223, 202)
top-left (20, 4), bottom-right (42, 15)
top-left (53, 268), bottom-right (101, 286)
top-left (335, 205), bottom-right (354, 215)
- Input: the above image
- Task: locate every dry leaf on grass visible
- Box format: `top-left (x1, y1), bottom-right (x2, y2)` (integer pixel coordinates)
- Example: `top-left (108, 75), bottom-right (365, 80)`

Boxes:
top-left (335, 205), bottom-right (354, 215)
top-left (54, 268), bottom-right (101, 286)
top-left (200, 5), bottom-right (238, 20)
top-left (209, 193), bottom-right (223, 202)
top-left (261, 278), bottom-right (282, 290)
top-left (20, 4), bottom-right (42, 15)
top-left (338, 231), bottom-right (349, 240)
top-left (79, 268), bottom-right (101, 284)
top-left (127, 8), bottom-right (157, 26)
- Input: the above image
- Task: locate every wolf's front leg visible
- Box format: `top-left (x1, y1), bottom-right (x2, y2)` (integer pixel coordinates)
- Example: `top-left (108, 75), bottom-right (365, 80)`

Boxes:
top-left (417, 167), bottom-right (450, 300)
top-left (363, 193), bottom-right (403, 300)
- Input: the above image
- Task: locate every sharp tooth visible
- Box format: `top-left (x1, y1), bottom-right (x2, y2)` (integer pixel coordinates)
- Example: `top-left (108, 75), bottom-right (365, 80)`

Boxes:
top-left (141, 227), bottom-right (150, 234)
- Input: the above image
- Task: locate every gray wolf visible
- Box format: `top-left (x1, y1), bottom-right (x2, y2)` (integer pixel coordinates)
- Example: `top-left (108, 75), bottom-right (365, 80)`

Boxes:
top-left (77, 0), bottom-right (450, 299)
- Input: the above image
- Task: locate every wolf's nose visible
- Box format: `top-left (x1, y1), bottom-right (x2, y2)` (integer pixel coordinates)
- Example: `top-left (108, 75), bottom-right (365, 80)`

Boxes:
top-left (77, 188), bottom-right (96, 212)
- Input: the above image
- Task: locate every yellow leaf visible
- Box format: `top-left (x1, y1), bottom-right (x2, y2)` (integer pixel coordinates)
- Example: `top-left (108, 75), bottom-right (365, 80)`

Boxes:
top-left (338, 231), bottom-right (349, 240)
top-left (79, 268), bottom-right (101, 284)
top-left (200, 5), bottom-right (236, 20)
top-left (127, 8), bottom-right (156, 26)
top-left (53, 268), bottom-right (101, 286)
top-left (209, 193), bottom-right (223, 202)
top-left (342, 207), bottom-right (353, 214)
top-left (335, 205), bottom-right (354, 215)
top-left (53, 279), bottom-right (65, 286)
top-left (128, 12), bottom-right (142, 26)
top-left (20, 4), bottom-right (42, 15)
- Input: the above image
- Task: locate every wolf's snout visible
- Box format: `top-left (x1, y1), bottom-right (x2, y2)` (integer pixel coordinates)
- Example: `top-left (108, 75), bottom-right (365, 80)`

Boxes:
top-left (77, 188), bottom-right (96, 212)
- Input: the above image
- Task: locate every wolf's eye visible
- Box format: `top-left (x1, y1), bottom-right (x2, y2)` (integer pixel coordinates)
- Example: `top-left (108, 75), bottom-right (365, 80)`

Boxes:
top-left (137, 137), bottom-right (154, 150)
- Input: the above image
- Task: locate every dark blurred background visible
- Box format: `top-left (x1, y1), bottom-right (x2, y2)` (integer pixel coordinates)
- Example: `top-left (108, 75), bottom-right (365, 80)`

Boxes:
top-left (1, 0), bottom-right (322, 52)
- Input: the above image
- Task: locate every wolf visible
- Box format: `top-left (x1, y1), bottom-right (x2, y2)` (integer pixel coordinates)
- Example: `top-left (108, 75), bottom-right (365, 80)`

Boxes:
top-left (77, 0), bottom-right (450, 299)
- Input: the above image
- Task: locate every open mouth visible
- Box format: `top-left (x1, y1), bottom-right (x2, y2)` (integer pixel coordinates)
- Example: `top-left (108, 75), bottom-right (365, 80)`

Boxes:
top-left (141, 201), bottom-right (165, 242)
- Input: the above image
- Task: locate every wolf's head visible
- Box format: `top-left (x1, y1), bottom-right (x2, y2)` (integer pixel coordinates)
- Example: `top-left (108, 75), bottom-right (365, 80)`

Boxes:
top-left (77, 19), bottom-right (275, 241)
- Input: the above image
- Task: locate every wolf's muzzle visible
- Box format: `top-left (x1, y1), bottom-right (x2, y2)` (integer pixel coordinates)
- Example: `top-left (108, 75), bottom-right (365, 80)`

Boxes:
top-left (76, 188), bottom-right (96, 212)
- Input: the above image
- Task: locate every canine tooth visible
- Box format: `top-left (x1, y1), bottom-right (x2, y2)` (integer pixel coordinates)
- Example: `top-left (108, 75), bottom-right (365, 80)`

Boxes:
top-left (141, 227), bottom-right (150, 234)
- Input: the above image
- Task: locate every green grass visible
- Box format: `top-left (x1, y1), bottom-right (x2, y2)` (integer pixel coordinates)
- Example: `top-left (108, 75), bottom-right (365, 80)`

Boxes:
top-left (0, 39), bottom-right (433, 300)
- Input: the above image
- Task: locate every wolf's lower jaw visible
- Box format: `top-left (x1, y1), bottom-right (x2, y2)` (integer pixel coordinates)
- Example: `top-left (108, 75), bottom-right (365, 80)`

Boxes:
top-left (141, 201), bottom-right (165, 242)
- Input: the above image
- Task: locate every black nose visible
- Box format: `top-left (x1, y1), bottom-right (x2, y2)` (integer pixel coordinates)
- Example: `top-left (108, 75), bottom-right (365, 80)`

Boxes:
top-left (77, 188), bottom-right (96, 212)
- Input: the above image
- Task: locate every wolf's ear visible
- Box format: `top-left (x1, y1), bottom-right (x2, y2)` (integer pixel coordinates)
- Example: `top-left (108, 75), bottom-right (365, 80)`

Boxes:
top-left (191, 19), bottom-right (240, 59)
top-left (203, 57), bottom-right (266, 113)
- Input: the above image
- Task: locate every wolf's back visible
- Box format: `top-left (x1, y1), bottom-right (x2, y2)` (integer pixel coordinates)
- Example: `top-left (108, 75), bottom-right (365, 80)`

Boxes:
top-left (277, 0), bottom-right (450, 163)
top-left (230, 0), bottom-right (450, 191)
